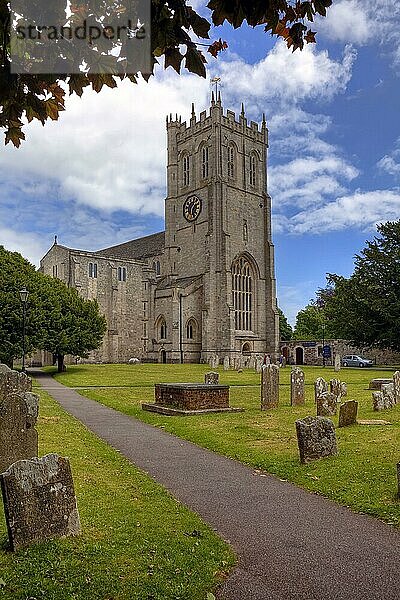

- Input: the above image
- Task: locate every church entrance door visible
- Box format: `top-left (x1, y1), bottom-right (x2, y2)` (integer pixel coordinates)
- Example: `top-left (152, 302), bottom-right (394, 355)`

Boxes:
top-left (160, 350), bottom-right (167, 364)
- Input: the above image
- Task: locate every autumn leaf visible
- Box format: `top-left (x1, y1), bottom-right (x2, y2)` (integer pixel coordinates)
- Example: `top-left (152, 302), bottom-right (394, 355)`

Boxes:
top-left (207, 38), bottom-right (228, 58)
top-left (305, 29), bottom-right (317, 44)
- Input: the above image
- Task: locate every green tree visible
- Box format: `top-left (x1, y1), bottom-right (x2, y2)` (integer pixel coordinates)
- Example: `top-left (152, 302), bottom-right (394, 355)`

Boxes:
top-left (278, 307), bottom-right (293, 340)
top-left (0, 246), bottom-right (107, 370)
top-left (40, 278), bottom-right (107, 372)
top-left (293, 302), bottom-right (326, 340)
top-left (0, 0), bottom-right (332, 146)
top-left (322, 221), bottom-right (400, 351)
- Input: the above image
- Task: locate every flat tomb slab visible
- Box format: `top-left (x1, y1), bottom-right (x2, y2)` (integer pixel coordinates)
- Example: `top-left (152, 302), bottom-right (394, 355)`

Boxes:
top-left (368, 378), bottom-right (392, 390)
top-left (142, 403), bottom-right (244, 416)
top-left (146, 383), bottom-right (242, 413)
top-left (357, 419), bottom-right (392, 426)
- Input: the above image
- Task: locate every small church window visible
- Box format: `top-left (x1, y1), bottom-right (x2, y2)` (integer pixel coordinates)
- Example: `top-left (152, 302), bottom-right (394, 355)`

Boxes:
top-left (183, 154), bottom-right (190, 186)
top-left (159, 318), bottom-right (167, 340)
top-left (202, 146), bottom-right (209, 179)
top-left (227, 144), bottom-right (235, 178)
top-left (118, 266), bottom-right (127, 282)
top-left (52, 265), bottom-right (58, 278)
top-left (249, 153), bottom-right (257, 186)
top-left (232, 256), bottom-right (253, 331)
top-left (243, 220), bottom-right (248, 242)
top-left (89, 262), bottom-right (98, 278)
top-left (186, 318), bottom-right (196, 339)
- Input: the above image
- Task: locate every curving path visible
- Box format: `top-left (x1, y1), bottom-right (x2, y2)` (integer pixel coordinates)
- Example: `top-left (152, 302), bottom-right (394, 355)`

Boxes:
top-left (33, 369), bottom-right (400, 600)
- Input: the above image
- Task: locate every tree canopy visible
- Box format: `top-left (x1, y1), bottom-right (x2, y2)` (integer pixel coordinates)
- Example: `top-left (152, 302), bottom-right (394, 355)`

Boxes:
top-left (0, 0), bottom-right (333, 146)
top-left (321, 221), bottom-right (400, 352)
top-left (278, 307), bottom-right (293, 340)
top-left (0, 246), bottom-right (107, 370)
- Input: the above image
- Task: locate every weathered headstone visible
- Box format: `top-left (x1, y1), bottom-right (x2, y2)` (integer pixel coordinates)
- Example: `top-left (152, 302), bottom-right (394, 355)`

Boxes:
top-left (338, 400), bottom-right (358, 427)
top-left (0, 391), bottom-right (39, 473)
top-left (223, 356), bottom-right (230, 371)
top-left (290, 367), bottom-right (305, 406)
top-left (314, 377), bottom-right (328, 403)
top-left (261, 364), bottom-right (279, 410)
top-left (248, 357), bottom-right (256, 370)
top-left (295, 416), bottom-right (337, 464)
top-left (255, 356), bottom-right (263, 373)
top-left (393, 371), bottom-right (400, 404)
top-left (372, 383), bottom-right (396, 411)
top-left (334, 353), bottom-right (341, 372)
top-left (205, 371), bottom-right (219, 385)
top-left (316, 392), bottom-right (337, 417)
top-left (0, 366), bottom-right (31, 402)
top-left (0, 453), bottom-right (81, 551)
top-left (236, 356), bottom-right (245, 371)
top-left (330, 379), bottom-right (347, 402)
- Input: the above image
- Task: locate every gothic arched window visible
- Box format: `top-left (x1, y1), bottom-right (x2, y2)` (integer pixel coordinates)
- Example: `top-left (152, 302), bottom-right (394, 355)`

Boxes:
top-left (232, 256), bottom-right (253, 331)
top-left (186, 318), bottom-right (196, 339)
top-left (227, 144), bottom-right (235, 178)
top-left (201, 146), bottom-right (209, 179)
top-left (249, 152), bottom-right (257, 187)
top-left (158, 317), bottom-right (167, 340)
top-left (183, 153), bottom-right (190, 186)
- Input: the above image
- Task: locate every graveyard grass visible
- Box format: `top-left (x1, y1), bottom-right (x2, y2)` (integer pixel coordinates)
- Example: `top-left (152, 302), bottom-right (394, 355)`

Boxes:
top-left (0, 388), bottom-right (234, 600)
top-left (51, 364), bottom-right (400, 526)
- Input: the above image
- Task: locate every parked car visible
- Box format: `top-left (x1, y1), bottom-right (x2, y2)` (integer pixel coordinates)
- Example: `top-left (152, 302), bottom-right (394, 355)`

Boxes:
top-left (341, 355), bottom-right (374, 368)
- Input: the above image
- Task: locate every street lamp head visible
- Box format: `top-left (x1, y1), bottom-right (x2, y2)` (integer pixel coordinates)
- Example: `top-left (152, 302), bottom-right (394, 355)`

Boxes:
top-left (19, 287), bottom-right (29, 303)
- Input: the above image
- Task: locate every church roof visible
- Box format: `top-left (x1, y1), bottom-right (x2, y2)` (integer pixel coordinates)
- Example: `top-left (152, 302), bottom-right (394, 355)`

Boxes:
top-left (156, 274), bottom-right (203, 290)
top-left (95, 231), bottom-right (165, 260)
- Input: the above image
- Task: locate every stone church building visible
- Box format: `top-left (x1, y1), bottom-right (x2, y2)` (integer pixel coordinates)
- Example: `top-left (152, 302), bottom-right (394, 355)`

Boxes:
top-left (40, 94), bottom-right (279, 364)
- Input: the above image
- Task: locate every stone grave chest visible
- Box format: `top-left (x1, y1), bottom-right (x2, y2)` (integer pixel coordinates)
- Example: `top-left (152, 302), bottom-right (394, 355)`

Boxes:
top-left (142, 383), bottom-right (244, 415)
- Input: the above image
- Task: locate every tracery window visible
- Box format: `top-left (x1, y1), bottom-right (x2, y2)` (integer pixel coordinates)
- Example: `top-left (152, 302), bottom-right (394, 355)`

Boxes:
top-left (232, 256), bottom-right (253, 331)
top-left (186, 318), bottom-right (196, 339)
top-left (227, 144), bottom-right (235, 178)
top-left (202, 146), bottom-right (209, 179)
top-left (249, 153), bottom-right (257, 186)
top-left (183, 154), bottom-right (190, 186)
top-left (159, 317), bottom-right (167, 340)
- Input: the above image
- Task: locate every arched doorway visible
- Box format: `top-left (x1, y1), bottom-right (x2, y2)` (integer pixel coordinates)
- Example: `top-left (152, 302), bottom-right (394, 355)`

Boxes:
top-left (295, 347), bottom-right (304, 365)
top-left (160, 350), bottom-right (167, 364)
top-left (282, 346), bottom-right (289, 361)
top-left (242, 342), bottom-right (251, 355)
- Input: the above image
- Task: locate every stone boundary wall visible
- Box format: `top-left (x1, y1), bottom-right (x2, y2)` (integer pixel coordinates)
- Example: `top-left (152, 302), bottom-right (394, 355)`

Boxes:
top-left (280, 340), bottom-right (400, 366)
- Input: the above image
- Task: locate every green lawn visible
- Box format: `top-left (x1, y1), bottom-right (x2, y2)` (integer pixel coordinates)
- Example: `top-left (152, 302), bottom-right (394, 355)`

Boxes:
top-left (0, 387), bottom-right (234, 600)
top-left (51, 363), bottom-right (400, 526)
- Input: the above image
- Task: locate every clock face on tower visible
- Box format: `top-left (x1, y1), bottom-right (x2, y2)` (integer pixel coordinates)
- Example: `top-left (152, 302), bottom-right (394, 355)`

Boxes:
top-left (183, 195), bottom-right (202, 222)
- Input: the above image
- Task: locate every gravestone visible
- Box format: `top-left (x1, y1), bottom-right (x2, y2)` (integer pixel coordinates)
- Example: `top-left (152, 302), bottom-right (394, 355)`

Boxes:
top-left (330, 379), bottom-right (347, 402)
top-left (314, 377), bottom-right (328, 403)
top-left (316, 392), bottom-right (337, 417)
top-left (248, 357), bottom-right (256, 370)
top-left (255, 356), bottom-right (263, 373)
top-left (0, 366), bottom-right (31, 402)
top-left (338, 400), bottom-right (358, 427)
top-left (0, 453), bottom-right (81, 551)
top-left (334, 353), bottom-right (341, 372)
top-left (295, 416), bottom-right (337, 464)
top-left (373, 383), bottom-right (396, 411)
top-left (223, 356), bottom-right (230, 371)
top-left (261, 364), bottom-right (279, 410)
top-left (236, 356), bottom-right (245, 371)
top-left (393, 371), bottom-right (400, 404)
top-left (290, 367), bottom-right (305, 406)
top-left (205, 371), bottom-right (219, 385)
top-left (0, 391), bottom-right (39, 473)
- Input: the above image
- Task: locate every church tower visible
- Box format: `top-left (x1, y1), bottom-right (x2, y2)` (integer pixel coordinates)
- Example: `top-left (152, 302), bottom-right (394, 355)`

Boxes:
top-left (164, 94), bottom-right (279, 361)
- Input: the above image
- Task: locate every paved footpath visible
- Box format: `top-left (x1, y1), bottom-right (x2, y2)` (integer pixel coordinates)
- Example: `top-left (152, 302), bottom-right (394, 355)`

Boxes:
top-left (33, 369), bottom-right (400, 600)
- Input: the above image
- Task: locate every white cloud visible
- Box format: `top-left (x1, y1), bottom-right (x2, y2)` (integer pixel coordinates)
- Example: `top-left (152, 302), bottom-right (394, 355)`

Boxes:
top-left (285, 190), bottom-right (400, 234)
top-left (317, 1), bottom-right (369, 44)
top-left (0, 228), bottom-right (46, 267)
top-left (377, 139), bottom-right (400, 178)
top-left (217, 42), bottom-right (356, 105)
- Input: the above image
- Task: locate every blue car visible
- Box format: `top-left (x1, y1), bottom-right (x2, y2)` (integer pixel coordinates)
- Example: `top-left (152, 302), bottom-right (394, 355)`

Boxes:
top-left (341, 354), bottom-right (373, 368)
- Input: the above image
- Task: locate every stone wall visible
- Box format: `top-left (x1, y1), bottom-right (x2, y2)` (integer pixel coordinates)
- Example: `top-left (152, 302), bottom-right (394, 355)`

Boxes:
top-left (280, 340), bottom-right (400, 366)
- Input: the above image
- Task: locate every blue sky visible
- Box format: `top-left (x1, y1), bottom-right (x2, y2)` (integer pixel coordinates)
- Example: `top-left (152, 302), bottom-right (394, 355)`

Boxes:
top-left (1, 0), bottom-right (400, 325)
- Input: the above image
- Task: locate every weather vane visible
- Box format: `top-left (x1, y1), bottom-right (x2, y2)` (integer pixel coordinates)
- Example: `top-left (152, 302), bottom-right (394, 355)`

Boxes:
top-left (210, 76), bottom-right (221, 96)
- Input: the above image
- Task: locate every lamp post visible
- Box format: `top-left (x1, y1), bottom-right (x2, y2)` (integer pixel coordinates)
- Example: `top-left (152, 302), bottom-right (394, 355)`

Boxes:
top-left (19, 287), bottom-right (29, 373)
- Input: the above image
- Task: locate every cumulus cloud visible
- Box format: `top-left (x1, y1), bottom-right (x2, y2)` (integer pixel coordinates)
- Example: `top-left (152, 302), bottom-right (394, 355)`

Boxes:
top-left (286, 190), bottom-right (400, 234)
top-left (0, 227), bottom-right (46, 267)
top-left (317, 1), bottom-right (369, 44)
